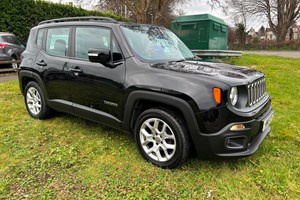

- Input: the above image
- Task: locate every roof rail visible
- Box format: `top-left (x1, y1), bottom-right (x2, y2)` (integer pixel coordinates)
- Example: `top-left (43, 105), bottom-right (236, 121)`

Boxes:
top-left (38, 16), bottom-right (117, 25)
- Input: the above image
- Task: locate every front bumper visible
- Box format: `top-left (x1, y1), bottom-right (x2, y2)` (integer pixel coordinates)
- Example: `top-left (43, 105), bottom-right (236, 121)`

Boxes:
top-left (194, 102), bottom-right (273, 158)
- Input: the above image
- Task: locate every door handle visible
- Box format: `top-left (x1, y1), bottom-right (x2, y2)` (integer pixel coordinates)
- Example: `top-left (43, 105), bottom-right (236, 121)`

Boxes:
top-left (36, 60), bottom-right (47, 66)
top-left (70, 67), bottom-right (83, 73)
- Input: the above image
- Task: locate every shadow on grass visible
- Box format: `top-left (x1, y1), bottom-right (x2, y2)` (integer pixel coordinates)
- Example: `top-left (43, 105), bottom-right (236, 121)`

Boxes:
top-left (51, 112), bottom-right (257, 171)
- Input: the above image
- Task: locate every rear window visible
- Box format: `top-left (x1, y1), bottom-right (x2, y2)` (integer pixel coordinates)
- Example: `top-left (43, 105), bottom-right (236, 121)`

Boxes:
top-left (10, 36), bottom-right (22, 45)
top-left (0, 35), bottom-right (22, 45)
top-left (1, 35), bottom-right (11, 43)
top-left (0, 36), bottom-right (3, 42)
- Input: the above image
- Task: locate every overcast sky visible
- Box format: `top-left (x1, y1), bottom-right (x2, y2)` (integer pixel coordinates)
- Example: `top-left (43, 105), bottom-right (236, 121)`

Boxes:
top-left (180, 0), bottom-right (267, 30)
top-left (180, 1), bottom-right (226, 20)
top-left (48, 0), bottom-right (267, 30)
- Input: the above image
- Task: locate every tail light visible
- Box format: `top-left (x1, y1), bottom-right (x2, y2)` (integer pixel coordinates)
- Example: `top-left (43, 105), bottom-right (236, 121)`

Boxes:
top-left (0, 43), bottom-right (8, 49)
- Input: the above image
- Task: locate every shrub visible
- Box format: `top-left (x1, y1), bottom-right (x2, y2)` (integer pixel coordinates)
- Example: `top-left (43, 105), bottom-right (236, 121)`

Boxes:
top-left (0, 0), bottom-right (126, 42)
top-left (229, 40), bottom-right (300, 50)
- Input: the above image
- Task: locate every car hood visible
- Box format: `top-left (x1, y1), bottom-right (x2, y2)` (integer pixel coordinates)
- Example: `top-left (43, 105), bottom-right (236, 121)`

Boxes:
top-left (151, 60), bottom-right (264, 85)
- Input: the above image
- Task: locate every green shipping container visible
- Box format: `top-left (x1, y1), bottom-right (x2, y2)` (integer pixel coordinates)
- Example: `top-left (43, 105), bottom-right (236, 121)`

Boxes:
top-left (170, 14), bottom-right (228, 50)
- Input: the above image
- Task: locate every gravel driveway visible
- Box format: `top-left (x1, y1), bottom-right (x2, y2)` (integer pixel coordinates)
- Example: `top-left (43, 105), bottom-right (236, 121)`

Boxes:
top-left (0, 74), bottom-right (18, 82)
top-left (242, 51), bottom-right (300, 58)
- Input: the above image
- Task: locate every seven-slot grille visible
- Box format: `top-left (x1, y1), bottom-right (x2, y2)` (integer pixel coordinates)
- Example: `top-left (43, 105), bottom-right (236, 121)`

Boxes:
top-left (247, 78), bottom-right (267, 106)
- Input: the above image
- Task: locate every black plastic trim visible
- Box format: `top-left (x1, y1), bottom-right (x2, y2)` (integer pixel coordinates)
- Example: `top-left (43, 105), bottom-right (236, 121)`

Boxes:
top-left (122, 90), bottom-right (200, 148)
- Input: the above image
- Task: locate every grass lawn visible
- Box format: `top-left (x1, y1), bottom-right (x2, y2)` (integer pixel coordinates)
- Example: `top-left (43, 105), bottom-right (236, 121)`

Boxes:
top-left (0, 54), bottom-right (299, 199)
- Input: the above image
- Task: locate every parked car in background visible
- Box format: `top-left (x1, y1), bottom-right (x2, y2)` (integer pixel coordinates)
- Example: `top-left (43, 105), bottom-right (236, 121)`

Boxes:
top-left (0, 32), bottom-right (26, 68)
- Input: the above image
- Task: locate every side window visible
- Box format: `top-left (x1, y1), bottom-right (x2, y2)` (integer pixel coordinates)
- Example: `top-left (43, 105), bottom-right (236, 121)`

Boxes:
top-left (46, 27), bottom-right (70, 57)
top-left (75, 27), bottom-right (110, 60)
top-left (36, 29), bottom-right (45, 48)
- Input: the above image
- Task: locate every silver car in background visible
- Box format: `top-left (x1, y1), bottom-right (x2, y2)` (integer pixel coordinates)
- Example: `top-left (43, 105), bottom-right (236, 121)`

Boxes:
top-left (0, 32), bottom-right (25, 69)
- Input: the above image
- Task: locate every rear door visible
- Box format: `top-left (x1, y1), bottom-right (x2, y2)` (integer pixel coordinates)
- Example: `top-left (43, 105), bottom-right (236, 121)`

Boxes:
top-left (69, 26), bottom-right (125, 126)
top-left (34, 27), bottom-right (73, 113)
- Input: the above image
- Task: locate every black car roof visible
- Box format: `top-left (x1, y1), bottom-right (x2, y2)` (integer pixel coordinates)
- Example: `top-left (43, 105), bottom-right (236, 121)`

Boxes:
top-left (35, 17), bottom-right (166, 31)
top-left (38, 16), bottom-right (120, 26)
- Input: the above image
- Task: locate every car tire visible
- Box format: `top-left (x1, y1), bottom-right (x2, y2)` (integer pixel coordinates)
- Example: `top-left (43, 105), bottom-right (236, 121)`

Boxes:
top-left (24, 81), bottom-right (52, 119)
top-left (134, 108), bottom-right (190, 168)
top-left (10, 57), bottom-right (19, 69)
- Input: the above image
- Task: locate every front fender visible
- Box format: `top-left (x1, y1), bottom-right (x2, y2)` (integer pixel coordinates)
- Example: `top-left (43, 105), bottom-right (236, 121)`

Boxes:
top-left (122, 90), bottom-right (201, 145)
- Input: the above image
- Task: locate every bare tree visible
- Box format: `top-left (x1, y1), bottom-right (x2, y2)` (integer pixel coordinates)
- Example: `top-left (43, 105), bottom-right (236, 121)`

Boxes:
top-left (96, 0), bottom-right (128, 17)
top-left (94, 0), bottom-right (225, 25)
top-left (228, 27), bottom-right (237, 45)
top-left (117, 0), bottom-right (152, 23)
top-left (153, 0), bottom-right (173, 24)
top-left (226, 0), bottom-right (300, 42)
top-left (235, 23), bottom-right (247, 44)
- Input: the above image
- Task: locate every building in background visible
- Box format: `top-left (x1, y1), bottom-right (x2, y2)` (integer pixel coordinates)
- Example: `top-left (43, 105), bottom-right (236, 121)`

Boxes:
top-left (290, 24), bottom-right (300, 40)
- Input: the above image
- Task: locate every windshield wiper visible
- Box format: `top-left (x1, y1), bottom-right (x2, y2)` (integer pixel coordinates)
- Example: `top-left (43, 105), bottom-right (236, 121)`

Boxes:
top-left (186, 56), bottom-right (202, 61)
top-left (169, 59), bottom-right (186, 63)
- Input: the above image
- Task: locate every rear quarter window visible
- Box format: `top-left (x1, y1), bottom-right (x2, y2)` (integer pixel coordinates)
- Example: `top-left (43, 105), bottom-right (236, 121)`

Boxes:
top-left (36, 29), bottom-right (45, 48)
top-left (1, 35), bottom-right (11, 43)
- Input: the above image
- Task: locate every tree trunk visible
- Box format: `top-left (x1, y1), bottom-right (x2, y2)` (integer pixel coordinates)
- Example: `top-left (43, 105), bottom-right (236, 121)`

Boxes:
top-left (136, 12), bottom-right (148, 23)
top-left (289, 28), bottom-right (293, 41)
top-left (265, 0), bottom-right (299, 42)
top-left (275, 32), bottom-right (287, 42)
top-left (154, 12), bottom-right (163, 24)
top-left (154, 0), bottom-right (172, 25)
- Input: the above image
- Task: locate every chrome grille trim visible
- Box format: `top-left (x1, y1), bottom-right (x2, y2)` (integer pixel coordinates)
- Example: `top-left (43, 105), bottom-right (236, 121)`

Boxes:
top-left (247, 78), bottom-right (266, 106)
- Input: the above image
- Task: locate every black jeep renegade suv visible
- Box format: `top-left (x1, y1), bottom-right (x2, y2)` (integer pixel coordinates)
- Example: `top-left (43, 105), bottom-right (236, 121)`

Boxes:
top-left (18, 17), bottom-right (273, 168)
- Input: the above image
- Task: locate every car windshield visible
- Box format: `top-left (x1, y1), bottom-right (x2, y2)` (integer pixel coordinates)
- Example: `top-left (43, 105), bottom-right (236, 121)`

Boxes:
top-left (121, 24), bottom-right (194, 62)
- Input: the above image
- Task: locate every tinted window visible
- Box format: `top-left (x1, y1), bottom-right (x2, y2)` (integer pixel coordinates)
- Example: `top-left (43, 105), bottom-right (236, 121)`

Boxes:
top-left (36, 29), bottom-right (45, 48)
top-left (2, 36), bottom-right (12, 43)
top-left (46, 28), bottom-right (70, 57)
top-left (75, 27), bottom-right (110, 60)
top-left (10, 36), bottom-right (22, 45)
top-left (0, 36), bottom-right (3, 42)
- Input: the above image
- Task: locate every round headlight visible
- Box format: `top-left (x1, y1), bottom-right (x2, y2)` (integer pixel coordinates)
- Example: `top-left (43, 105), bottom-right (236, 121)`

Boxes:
top-left (229, 87), bottom-right (238, 106)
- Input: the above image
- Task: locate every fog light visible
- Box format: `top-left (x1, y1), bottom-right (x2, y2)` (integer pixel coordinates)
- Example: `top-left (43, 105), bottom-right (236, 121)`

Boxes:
top-left (230, 124), bottom-right (246, 131)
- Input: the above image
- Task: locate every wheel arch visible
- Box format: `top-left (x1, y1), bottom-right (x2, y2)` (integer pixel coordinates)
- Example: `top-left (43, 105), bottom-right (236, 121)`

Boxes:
top-left (11, 54), bottom-right (17, 59)
top-left (122, 91), bottom-right (201, 145)
top-left (18, 70), bottom-right (48, 100)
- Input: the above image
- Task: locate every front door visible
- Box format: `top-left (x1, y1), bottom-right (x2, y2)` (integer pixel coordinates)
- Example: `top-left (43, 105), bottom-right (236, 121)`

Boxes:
top-left (69, 26), bottom-right (125, 127)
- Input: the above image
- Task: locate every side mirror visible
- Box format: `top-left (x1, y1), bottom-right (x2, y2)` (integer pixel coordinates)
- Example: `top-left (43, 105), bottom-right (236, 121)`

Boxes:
top-left (88, 48), bottom-right (111, 64)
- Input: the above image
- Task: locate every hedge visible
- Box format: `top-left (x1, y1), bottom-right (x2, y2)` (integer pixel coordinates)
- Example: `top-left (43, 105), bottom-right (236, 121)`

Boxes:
top-left (0, 0), bottom-right (126, 42)
top-left (229, 40), bottom-right (300, 51)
